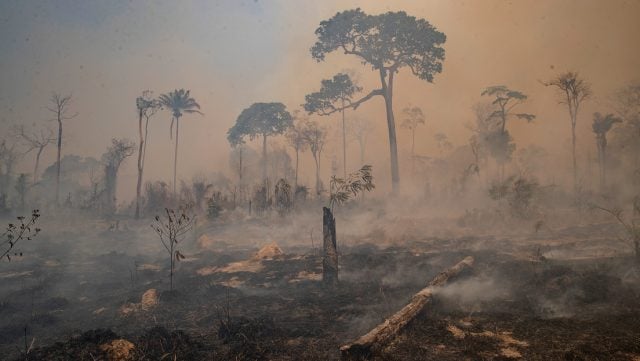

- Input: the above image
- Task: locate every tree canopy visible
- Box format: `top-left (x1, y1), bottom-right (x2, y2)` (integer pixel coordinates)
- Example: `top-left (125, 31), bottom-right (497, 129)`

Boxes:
top-left (311, 8), bottom-right (446, 83)
top-left (304, 73), bottom-right (362, 115)
top-left (227, 102), bottom-right (293, 146)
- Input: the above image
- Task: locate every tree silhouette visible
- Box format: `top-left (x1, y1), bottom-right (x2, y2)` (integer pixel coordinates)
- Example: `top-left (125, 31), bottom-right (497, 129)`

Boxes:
top-left (15, 125), bottom-right (55, 185)
top-left (311, 8), bottom-right (446, 193)
top-left (102, 138), bottom-right (135, 214)
top-left (304, 73), bottom-right (362, 177)
top-left (159, 89), bottom-right (202, 195)
top-left (480, 86), bottom-right (535, 180)
top-left (592, 112), bottom-right (622, 189)
top-left (46, 93), bottom-right (78, 206)
top-left (300, 119), bottom-right (327, 196)
top-left (401, 106), bottom-right (425, 172)
top-left (285, 112), bottom-right (308, 190)
top-left (543, 72), bottom-right (591, 194)
top-left (347, 117), bottom-right (375, 164)
top-left (135, 91), bottom-right (161, 218)
top-left (227, 102), bottom-right (293, 184)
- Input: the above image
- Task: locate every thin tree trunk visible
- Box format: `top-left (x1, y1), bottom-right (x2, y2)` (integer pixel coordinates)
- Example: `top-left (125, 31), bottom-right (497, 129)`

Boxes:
top-left (135, 110), bottom-right (144, 219)
top-left (411, 128), bottom-right (415, 174)
top-left (572, 123), bottom-right (577, 194)
top-left (322, 206), bottom-right (338, 286)
top-left (55, 119), bottom-right (62, 206)
top-left (314, 154), bottom-right (321, 196)
top-left (380, 69), bottom-right (399, 194)
top-left (33, 147), bottom-right (44, 185)
top-left (294, 148), bottom-right (299, 190)
top-left (342, 97), bottom-right (347, 177)
top-left (173, 117), bottom-right (180, 196)
top-left (601, 140), bottom-right (607, 189)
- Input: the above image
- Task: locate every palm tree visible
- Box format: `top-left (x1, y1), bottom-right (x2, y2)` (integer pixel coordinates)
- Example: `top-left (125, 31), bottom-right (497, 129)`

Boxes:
top-left (592, 112), bottom-right (622, 189)
top-left (159, 89), bottom-right (202, 195)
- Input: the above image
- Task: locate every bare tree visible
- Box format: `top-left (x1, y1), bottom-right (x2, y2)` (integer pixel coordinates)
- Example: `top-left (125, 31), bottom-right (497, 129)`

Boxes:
top-left (15, 125), bottom-right (55, 184)
top-left (135, 91), bottom-right (161, 218)
top-left (1, 210), bottom-right (41, 261)
top-left (46, 93), bottom-right (78, 205)
top-left (151, 208), bottom-right (194, 291)
top-left (543, 72), bottom-right (591, 193)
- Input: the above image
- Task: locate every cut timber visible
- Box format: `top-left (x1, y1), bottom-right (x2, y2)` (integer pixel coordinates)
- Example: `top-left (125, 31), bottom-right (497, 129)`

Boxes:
top-left (323, 206), bottom-right (338, 286)
top-left (340, 256), bottom-right (474, 359)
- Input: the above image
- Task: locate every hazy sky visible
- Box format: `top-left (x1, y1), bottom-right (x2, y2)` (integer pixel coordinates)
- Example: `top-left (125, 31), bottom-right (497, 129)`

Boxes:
top-left (1, 0), bottom-right (639, 199)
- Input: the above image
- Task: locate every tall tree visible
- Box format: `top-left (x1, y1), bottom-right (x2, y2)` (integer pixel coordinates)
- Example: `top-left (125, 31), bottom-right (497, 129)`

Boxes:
top-left (285, 113), bottom-right (308, 190)
top-left (227, 102), bottom-right (293, 183)
top-left (47, 93), bottom-right (78, 205)
top-left (15, 125), bottom-right (55, 184)
top-left (592, 112), bottom-right (622, 189)
top-left (300, 119), bottom-right (327, 195)
top-left (304, 73), bottom-right (362, 177)
top-left (102, 138), bottom-right (135, 214)
top-left (401, 106), bottom-right (426, 172)
top-left (543, 72), bottom-right (591, 193)
top-left (480, 86), bottom-right (535, 180)
top-left (311, 9), bottom-right (446, 193)
top-left (159, 89), bottom-right (202, 195)
top-left (135, 91), bottom-right (160, 218)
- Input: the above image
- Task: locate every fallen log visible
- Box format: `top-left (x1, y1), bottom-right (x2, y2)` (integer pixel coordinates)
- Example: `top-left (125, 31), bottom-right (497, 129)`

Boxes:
top-left (340, 256), bottom-right (474, 360)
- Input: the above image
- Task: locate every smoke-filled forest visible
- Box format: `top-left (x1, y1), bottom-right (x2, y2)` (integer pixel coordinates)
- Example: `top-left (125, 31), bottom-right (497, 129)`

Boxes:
top-left (1, 1), bottom-right (640, 360)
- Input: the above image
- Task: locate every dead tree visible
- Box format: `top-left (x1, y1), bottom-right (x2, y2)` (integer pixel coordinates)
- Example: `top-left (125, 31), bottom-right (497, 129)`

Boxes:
top-left (16, 125), bottom-right (55, 185)
top-left (151, 208), bottom-right (194, 291)
top-left (46, 93), bottom-right (78, 206)
top-left (340, 256), bottom-right (474, 359)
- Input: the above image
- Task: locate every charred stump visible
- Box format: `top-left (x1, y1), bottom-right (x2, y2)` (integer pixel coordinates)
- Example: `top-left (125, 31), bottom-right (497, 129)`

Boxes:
top-left (322, 206), bottom-right (338, 286)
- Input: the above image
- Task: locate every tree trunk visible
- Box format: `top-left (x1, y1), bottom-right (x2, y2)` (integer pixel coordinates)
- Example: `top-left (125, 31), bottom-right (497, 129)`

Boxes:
top-left (411, 128), bottom-right (415, 174)
top-left (342, 98), bottom-right (347, 177)
top-left (572, 122), bottom-right (578, 194)
top-left (340, 256), bottom-right (475, 359)
top-left (55, 119), bottom-right (62, 206)
top-left (173, 117), bottom-right (180, 196)
top-left (135, 111), bottom-right (144, 219)
top-left (322, 206), bottom-right (338, 286)
top-left (380, 69), bottom-right (400, 194)
top-left (314, 154), bottom-right (321, 196)
top-left (33, 146), bottom-right (44, 185)
top-left (294, 148), bottom-right (299, 190)
top-left (601, 140), bottom-right (607, 189)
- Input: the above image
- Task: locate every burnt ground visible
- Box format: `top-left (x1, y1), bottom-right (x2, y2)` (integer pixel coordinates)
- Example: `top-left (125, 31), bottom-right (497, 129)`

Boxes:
top-left (1, 218), bottom-right (640, 360)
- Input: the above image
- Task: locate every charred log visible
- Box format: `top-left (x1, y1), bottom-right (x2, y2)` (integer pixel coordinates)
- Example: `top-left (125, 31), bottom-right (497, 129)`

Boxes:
top-left (340, 256), bottom-right (475, 359)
